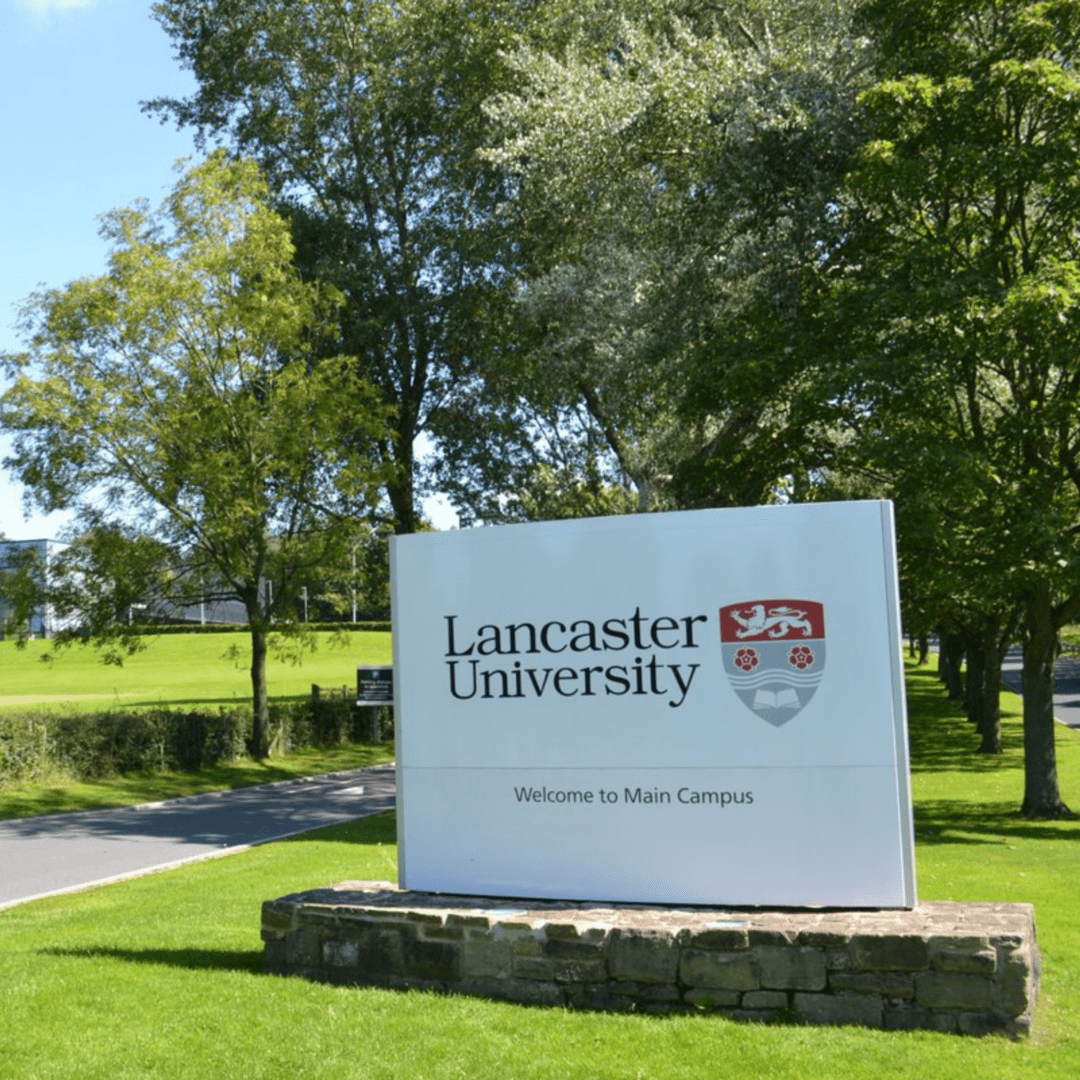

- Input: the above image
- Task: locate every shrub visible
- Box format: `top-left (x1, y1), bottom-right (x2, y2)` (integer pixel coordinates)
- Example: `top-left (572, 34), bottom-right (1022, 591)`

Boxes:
top-left (0, 693), bottom-right (388, 787)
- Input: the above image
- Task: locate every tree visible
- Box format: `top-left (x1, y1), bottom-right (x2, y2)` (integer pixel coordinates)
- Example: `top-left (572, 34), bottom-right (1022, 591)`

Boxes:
top-left (0, 153), bottom-right (389, 757)
top-left (147, 0), bottom-right (529, 533)
top-left (830, 0), bottom-right (1080, 815)
top-left (480, 1), bottom-right (873, 513)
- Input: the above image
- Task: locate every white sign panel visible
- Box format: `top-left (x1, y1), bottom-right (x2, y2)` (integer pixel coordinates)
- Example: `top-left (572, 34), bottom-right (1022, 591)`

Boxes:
top-left (390, 502), bottom-right (916, 908)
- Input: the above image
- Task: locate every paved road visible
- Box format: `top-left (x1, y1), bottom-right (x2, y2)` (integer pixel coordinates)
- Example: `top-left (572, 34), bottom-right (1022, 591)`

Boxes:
top-left (0, 764), bottom-right (396, 910)
top-left (1000, 647), bottom-right (1080, 730)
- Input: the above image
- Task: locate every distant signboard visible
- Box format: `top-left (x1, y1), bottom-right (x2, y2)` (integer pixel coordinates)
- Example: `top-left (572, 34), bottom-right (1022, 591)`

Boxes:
top-left (357, 665), bottom-right (394, 705)
top-left (390, 502), bottom-right (916, 909)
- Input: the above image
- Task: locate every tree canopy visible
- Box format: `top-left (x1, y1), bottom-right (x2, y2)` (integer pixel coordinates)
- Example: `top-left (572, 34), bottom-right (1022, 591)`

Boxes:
top-left (829, 0), bottom-right (1080, 815)
top-left (0, 153), bottom-right (390, 756)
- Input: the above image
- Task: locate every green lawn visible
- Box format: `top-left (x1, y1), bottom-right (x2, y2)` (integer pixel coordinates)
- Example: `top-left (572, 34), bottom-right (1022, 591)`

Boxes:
top-left (0, 629), bottom-right (392, 709)
top-left (0, 630), bottom-right (396, 818)
top-left (0, 659), bottom-right (1077, 1079)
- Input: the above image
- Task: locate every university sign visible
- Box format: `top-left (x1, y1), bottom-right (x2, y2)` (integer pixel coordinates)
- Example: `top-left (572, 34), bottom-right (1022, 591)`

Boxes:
top-left (390, 502), bottom-right (916, 908)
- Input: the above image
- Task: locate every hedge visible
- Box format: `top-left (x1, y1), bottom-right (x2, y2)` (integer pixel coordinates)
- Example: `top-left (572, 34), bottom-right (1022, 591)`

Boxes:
top-left (0, 696), bottom-right (390, 786)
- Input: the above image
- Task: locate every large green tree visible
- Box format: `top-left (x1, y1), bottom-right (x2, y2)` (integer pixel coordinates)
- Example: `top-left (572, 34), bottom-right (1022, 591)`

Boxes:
top-left (481, 1), bottom-right (871, 513)
top-left (147, 0), bottom-right (532, 533)
top-left (0, 154), bottom-right (389, 757)
top-left (832, 0), bottom-right (1080, 816)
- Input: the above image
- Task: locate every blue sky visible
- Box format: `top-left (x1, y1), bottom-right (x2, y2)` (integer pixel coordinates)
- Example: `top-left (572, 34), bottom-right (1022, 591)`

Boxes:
top-left (0, 0), bottom-right (458, 540)
top-left (1, 0), bottom-right (200, 540)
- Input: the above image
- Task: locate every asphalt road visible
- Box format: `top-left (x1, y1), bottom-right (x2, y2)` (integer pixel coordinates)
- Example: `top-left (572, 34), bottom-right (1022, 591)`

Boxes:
top-left (0, 764), bottom-right (396, 910)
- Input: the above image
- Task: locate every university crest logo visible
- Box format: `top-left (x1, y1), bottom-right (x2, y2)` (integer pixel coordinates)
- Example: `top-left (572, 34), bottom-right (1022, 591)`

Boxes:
top-left (719, 600), bottom-right (826, 726)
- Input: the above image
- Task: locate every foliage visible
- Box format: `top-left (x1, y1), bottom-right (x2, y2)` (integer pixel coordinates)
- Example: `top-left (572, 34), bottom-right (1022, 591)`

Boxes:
top-left (148, 0), bottom-right (528, 534)
top-left (479, 1), bottom-right (872, 514)
top-left (0, 154), bottom-right (390, 757)
top-left (0, 706), bottom-right (249, 784)
top-left (0, 695), bottom-right (388, 788)
top-left (829, 0), bottom-right (1080, 815)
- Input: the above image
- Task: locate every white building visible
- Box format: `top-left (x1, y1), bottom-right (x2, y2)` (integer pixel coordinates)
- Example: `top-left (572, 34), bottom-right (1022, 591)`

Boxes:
top-left (0, 538), bottom-right (59, 638)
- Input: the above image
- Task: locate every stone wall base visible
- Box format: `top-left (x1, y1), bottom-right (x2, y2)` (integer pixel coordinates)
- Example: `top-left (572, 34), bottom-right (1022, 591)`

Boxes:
top-left (262, 883), bottom-right (1038, 1038)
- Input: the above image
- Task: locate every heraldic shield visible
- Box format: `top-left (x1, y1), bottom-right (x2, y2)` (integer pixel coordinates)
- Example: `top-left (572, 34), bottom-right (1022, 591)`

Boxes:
top-left (719, 600), bottom-right (826, 727)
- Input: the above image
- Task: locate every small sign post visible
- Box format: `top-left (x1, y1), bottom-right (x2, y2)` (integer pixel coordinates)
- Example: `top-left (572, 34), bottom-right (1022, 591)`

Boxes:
top-left (357, 665), bottom-right (393, 742)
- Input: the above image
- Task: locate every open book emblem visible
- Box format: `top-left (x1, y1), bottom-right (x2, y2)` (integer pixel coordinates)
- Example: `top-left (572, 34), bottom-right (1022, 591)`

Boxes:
top-left (719, 600), bottom-right (826, 726)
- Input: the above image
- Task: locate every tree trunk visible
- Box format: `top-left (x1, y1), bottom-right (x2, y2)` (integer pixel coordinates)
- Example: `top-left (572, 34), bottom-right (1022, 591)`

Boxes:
top-left (388, 426), bottom-right (418, 535)
top-left (963, 633), bottom-right (984, 722)
top-left (974, 634), bottom-right (1005, 755)
top-left (938, 630), bottom-right (965, 701)
top-left (1020, 584), bottom-right (1072, 817)
top-left (250, 625), bottom-right (270, 759)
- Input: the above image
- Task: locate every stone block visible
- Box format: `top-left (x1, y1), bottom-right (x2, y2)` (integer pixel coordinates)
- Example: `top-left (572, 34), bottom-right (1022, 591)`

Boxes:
top-left (794, 992), bottom-right (883, 1028)
top-left (461, 937), bottom-right (512, 980)
top-left (915, 971), bottom-right (992, 1011)
top-left (351, 927), bottom-right (407, 977)
top-left (405, 911), bottom-right (443, 927)
top-left (263, 939), bottom-right (287, 972)
top-left (285, 928), bottom-right (323, 970)
top-left (569, 988), bottom-right (636, 1012)
top-left (957, 1012), bottom-right (1011, 1037)
top-left (932, 946), bottom-right (996, 974)
top-left (508, 932), bottom-right (542, 958)
top-left (544, 921), bottom-right (582, 940)
top-left (749, 929), bottom-right (794, 947)
top-left (992, 944), bottom-right (1038, 1016)
top-left (757, 946), bottom-right (827, 991)
top-left (323, 939), bottom-right (360, 968)
top-left (825, 948), bottom-right (850, 971)
top-left (850, 934), bottom-right (929, 972)
top-left (553, 958), bottom-right (607, 984)
top-left (418, 925), bottom-right (465, 941)
top-left (883, 1003), bottom-right (958, 1033)
top-left (606, 929), bottom-right (679, 984)
top-left (797, 931), bottom-right (850, 949)
top-left (513, 956), bottom-right (556, 981)
top-left (743, 990), bottom-right (790, 1010)
top-left (261, 903), bottom-right (295, 935)
top-left (829, 971), bottom-right (914, 998)
top-left (730, 1008), bottom-right (780, 1023)
top-left (446, 913), bottom-right (490, 930)
top-left (465, 977), bottom-right (565, 1007)
top-left (687, 927), bottom-right (750, 951)
top-left (543, 936), bottom-right (605, 961)
top-left (403, 937), bottom-right (460, 982)
top-left (680, 949), bottom-right (758, 991)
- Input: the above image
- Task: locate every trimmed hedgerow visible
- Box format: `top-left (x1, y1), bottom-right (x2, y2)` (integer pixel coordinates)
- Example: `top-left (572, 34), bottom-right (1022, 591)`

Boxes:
top-left (0, 697), bottom-right (387, 785)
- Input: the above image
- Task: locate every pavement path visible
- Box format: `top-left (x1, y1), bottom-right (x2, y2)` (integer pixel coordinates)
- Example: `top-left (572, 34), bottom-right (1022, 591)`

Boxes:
top-left (0, 764), bottom-right (396, 911)
top-left (1000, 647), bottom-right (1080, 731)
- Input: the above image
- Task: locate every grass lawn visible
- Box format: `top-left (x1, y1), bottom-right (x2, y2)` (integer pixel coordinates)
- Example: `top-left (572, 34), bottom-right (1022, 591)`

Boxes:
top-left (0, 629), bottom-right (392, 709)
top-left (0, 659), bottom-right (1078, 1079)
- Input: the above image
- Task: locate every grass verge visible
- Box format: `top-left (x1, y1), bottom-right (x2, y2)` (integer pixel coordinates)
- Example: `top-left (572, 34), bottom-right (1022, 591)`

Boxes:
top-left (0, 659), bottom-right (1077, 1079)
top-left (0, 741), bottom-right (395, 820)
top-left (0, 630), bottom-right (392, 710)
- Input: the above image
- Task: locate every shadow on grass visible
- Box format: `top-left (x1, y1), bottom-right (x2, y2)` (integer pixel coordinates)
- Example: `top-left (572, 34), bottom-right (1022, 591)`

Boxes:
top-left (905, 666), bottom-right (1025, 774)
top-left (913, 800), bottom-right (1079, 845)
top-left (40, 945), bottom-right (263, 974)
top-left (904, 662), bottom-right (1080, 844)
